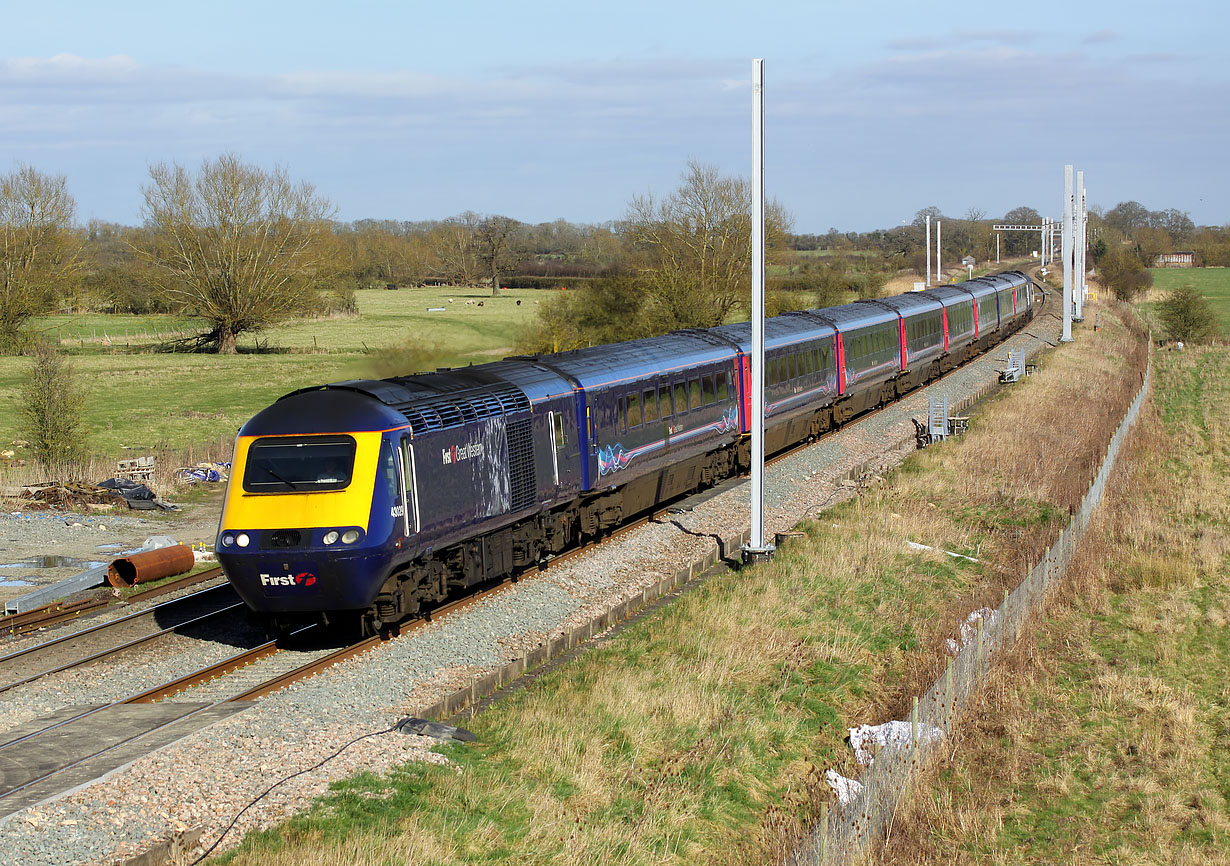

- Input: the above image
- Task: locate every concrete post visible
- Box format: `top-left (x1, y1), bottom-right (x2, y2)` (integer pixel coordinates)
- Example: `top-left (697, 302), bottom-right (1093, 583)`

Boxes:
top-left (1074, 170), bottom-right (1085, 320)
top-left (1061, 165), bottom-right (1074, 342)
top-left (937, 220), bottom-right (942, 284)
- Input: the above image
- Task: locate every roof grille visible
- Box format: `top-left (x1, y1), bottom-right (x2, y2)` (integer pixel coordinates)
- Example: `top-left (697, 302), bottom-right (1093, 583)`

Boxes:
top-left (399, 383), bottom-right (530, 433)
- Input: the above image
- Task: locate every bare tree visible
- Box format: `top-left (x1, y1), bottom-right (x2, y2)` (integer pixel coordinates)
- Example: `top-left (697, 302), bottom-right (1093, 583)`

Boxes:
top-left (427, 212), bottom-right (485, 285)
top-left (139, 154), bottom-right (336, 353)
top-left (0, 166), bottom-right (81, 352)
top-left (623, 160), bottom-right (791, 330)
top-left (475, 215), bottom-right (522, 296)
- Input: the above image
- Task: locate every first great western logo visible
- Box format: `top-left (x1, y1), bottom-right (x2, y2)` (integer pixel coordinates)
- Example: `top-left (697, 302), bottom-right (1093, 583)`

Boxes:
top-left (442, 441), bottom-right (484, 465)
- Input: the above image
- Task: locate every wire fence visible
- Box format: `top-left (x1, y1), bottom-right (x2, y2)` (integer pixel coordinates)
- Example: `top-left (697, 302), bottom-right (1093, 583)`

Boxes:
top-left (787, 342), bottom-right (1153, 866)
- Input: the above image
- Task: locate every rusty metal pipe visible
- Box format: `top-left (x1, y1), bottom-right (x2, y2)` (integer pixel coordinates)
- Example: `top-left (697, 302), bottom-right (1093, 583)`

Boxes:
top-left (107, 545), bottom-right (196, 588)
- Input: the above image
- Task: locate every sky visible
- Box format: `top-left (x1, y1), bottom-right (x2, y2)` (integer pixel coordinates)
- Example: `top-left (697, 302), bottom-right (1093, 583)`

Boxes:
top-left (2, 0), bottom-right (1226, 233)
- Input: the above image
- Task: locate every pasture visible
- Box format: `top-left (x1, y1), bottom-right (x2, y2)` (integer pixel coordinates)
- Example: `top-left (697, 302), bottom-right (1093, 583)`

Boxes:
top-left (0, 287), bottom-right (543, 463)
top-left (1146, 266), bottom-right (1230, 335)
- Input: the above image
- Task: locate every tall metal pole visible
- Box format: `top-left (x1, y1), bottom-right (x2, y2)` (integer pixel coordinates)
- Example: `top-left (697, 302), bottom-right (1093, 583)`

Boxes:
top-left (1074, 170), bottom-right (1085, 320)
top-left (1042, 218), bottom-right (1049, 267)
top-left (936, 220), bottom-right (942, 284)
top-left (1080, 179), bottom-right (1088, 302)
top-left (1061, 165), bottom-right (1074, 342)
top-left (996, 232), bottom-right (1000, 264)
top-left (925, 215), bottom-right (931, 286)
top-left (745, 58), bottom-right (772, 564)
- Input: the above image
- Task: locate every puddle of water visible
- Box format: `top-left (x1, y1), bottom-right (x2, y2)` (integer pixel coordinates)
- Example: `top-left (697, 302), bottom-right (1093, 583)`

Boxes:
top-left (96, 543), bottom-right (126, 551)
top-left (0, 579), bottom-right (33, 587)
top-left (0, 556), bottom-right (105, 569)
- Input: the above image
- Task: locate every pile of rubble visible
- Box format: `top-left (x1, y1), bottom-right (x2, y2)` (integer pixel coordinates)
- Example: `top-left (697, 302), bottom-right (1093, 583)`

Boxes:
top-left (19, 479), bottom-right (177, 511)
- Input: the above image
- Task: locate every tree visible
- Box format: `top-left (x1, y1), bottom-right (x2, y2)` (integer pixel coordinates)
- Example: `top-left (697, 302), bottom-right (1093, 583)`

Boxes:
top-left (1104, 200), bottom-right (1151, 234)
top-left (1131, 226), bottom-right (1173, 268)
top-left (1097, 247), bottom-right (1152, 302)
top-left (475, 215), bottom-right (523, 296)
top-left (1158, 287), bottom-right (1219, 343)
top-left (1001, 206), bottom-right (1042, 256)
top-left (139, 154), bottom-right (336, 353)
top-left (623, 160), bottom-right (791, 331)
top-left (1157, 208), bottom-right (1194, 243)
top-left (0, 166), bottom-right (81, 353)
top-left (427, 212), bottom-right (485, 285)
top-left (518, 276), bottom-right (647, 353)
top-left (912, 205), bottom-right (943, 228)
top-left (19, 341), bottom-right (87, 477)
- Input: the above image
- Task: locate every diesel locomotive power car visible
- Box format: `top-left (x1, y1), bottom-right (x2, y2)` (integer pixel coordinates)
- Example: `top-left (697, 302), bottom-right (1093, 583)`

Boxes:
top-left (216, 271), bottom-right (1037, 634)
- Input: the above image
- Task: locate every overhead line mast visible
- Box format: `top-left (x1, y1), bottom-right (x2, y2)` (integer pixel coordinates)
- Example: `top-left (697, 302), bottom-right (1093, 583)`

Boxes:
top-left (744, 58), bottom-right (774, 565)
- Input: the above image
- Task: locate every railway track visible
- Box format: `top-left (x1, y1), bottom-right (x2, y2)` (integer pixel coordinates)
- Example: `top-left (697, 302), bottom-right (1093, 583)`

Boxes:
top-left (0, 580), bottom-right (508, 818)
top-left (0, 583), bottom-right (242, 694)
top-left (0, 566), bottom-right (225, 638)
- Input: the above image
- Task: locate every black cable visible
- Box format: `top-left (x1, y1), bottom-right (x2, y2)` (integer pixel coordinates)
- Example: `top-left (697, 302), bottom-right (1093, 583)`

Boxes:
top-left (187, 723), bottom-right (400, 865)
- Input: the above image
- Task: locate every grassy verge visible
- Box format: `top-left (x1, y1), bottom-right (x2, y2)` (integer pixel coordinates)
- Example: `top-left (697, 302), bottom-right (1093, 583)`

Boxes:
top-left (206, 304), bottom-right (1148, 865)
top-left (1143, 267), bottom-right (1230, 336)
top-left (873, 343), bottom-right (1229, 864)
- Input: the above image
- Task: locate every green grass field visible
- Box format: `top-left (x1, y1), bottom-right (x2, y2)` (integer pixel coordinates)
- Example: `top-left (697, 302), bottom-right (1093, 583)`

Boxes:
top-left (1145, 266), bottom-right (1230, 335)
top-left (0, 287), bottom-right (544, 461)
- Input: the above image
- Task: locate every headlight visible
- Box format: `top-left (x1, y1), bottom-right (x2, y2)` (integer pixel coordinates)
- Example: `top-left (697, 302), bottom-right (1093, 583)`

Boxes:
top-left (236, 533), bottom-right (250, 548)
top-left (322, 530), bottom-right (339, 545)
top-left (220, 534), bottom-right (234, 547)
top-left (341, 529), bottom-right (361, 545)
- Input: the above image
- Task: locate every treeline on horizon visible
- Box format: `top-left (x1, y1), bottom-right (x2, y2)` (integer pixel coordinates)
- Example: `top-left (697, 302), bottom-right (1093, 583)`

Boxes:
top-left (3, 155), bottom-right (1226, 356)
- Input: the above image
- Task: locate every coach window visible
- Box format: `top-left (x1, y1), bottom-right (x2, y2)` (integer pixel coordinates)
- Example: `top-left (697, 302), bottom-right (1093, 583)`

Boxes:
top-left (702, 374), bottom-right (717, 405)
top-left (673, 381), bottom-right (688, 416)
top-left (617, 396), bottom-right (628, 432)
top-left (658, 383), bottom-right (673, 419)
top-left (716, 371), bottom-right (729, 401)
top-left (626, 392), bottom-right (641, 428)
top-left (553, 410), bottom-right (567, 450)
top-left (689, 378), bottom-right (703, 410)
top-left (642, 388), bottom-right (659, 424)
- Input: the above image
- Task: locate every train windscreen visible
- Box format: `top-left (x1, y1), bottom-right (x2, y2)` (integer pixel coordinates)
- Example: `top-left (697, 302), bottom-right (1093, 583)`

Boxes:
top-left (242, 435), bottom-right (357, 493)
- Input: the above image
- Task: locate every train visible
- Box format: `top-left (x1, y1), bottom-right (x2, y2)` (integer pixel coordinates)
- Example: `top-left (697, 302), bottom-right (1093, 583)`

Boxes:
top-left (216, 270), bottom-right (1038, 635)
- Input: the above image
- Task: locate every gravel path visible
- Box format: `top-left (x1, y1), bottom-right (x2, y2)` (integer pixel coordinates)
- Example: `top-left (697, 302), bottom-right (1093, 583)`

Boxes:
top-left (0, 312), bottom-right (1061, 866)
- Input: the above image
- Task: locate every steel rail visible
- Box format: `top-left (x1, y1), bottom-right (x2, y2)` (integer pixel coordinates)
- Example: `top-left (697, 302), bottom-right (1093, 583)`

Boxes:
top-left (0, 567), bottom-right (224, 638)
top-left (0, 583), bottom-right (237, 684)
top-left (0, 582), bottom-right (515, 806)
top-left (0, 601), bottom-right (248, 695)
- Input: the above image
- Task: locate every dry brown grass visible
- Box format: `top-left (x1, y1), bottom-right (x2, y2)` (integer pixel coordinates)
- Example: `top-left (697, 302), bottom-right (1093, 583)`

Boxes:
top-left (872, 341), bottom-right (1230, 865)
